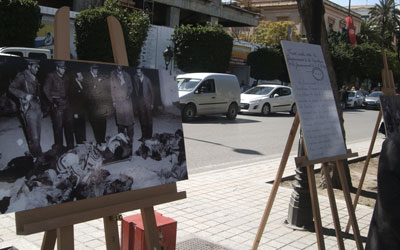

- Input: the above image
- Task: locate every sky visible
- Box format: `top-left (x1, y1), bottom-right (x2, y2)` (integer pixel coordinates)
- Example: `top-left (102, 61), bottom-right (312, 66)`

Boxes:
top-left (330, 0), bottom-right (380, 7)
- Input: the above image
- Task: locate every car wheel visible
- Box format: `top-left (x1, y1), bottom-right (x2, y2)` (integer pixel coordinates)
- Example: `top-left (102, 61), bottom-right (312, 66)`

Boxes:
top-left (290, 104), bottom-right (297, 116)
top-left (226, 103), bottom-right (238, 120)
top-left (261, 103), bottom-right (271, 116)
top-left (182, 104), bottom-right (196, 122)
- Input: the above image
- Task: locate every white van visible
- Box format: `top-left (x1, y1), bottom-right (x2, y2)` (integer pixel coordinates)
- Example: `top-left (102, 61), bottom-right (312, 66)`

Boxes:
top-left (177, 73), bottom-right (241, 121)
top-left (0, 47), bottom-right (51, 59)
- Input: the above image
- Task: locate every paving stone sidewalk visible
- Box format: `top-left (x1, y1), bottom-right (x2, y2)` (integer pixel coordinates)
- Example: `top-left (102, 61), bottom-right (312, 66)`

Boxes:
top-left (0, 138), bottom-right (384, 250)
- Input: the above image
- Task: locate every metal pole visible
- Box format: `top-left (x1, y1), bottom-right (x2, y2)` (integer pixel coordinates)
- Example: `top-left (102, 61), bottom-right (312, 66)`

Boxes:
top-left (348, 0), bottom-right (351, 16)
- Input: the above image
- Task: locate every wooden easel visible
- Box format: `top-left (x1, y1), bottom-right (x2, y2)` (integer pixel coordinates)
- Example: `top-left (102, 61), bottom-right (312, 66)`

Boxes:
top-left (252, 41), bottom-right (364, 250)
top-left (251, 113), bottom-right (364, 250)
top-left (14, 7), bottom-right (186, 250)
top-left (344, 49), bottom-right (396, 233)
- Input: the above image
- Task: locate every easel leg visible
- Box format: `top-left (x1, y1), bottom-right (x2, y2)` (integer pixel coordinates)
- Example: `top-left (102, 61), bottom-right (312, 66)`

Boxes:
top-left (56, 225), bottom-right (74, 250)
top-left (345, 110), bottom-right (382, 233)
top-left (307, 165), bottom-right (325, 250)
top-left (323, 164), bottom-right (345, 250)
top-left (251, 114), bottom-right (300, 250)
top-left (41, 230), bottom-right (57, 250)
top-left (336, 161), bottom-right (364, 250)
top-left (103, 215), bottom-right (120, 249)
top-left (141, 207), bottom-right (161, 250)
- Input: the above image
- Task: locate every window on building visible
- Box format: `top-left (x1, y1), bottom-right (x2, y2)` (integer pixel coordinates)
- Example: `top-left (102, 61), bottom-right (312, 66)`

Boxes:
top-left (339, 19), bottom-right (347, 31)
top-left (328, 17), bottom-right (335, 32)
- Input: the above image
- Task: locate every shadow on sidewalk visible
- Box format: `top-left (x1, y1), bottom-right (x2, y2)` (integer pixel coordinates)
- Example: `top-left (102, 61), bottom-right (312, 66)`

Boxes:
top-left (185, 137), bottom-right (264, 156)
top-left (321, 227), bottom-right (368, 242)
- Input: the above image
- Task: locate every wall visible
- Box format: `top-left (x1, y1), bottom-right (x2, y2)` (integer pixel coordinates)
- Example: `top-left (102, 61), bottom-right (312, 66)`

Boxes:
top-left (35, 6), bottom-right (78, 58)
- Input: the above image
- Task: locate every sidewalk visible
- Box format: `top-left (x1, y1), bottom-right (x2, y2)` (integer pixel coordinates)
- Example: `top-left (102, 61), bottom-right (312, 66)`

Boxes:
top-left (0, 137), bottom-right (384, 250)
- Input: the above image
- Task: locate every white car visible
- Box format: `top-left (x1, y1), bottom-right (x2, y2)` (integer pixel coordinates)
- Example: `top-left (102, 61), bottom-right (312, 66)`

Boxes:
top-left (178, 73), bottom-right (241, 121)
top-left (240, 84), bottom-right (296, 115)
top-left (346, 90), bottom-right (365, 108)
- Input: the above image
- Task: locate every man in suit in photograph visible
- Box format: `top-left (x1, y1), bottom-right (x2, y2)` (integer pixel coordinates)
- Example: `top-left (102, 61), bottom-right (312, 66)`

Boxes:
top-left (69, 72), bottom-right (87, 144)
top-left (84, 64), bottom-right (112, 146)
top-left (110, 65), bottom-right (135, 144)
top-left (132, 68), bottom-right (154, 141)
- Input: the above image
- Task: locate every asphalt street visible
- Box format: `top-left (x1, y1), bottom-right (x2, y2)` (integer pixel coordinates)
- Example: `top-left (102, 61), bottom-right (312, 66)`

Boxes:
top-left (182, 108), bottom-right (384, 174)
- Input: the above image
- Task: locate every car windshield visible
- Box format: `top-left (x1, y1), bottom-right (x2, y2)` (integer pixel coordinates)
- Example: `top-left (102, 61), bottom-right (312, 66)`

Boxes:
top-left (368, 92), bottom-right (383, 97)
top-left (348, 92), bottom-right (355, 97)
top-left (244, 86), bottom-right (274, 95)
top-left (177, 78), bottom-right (201, 91)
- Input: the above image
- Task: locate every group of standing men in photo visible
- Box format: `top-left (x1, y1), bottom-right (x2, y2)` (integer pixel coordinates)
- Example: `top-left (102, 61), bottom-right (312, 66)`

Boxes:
top-left (8, 58), bottom-right (154, 164)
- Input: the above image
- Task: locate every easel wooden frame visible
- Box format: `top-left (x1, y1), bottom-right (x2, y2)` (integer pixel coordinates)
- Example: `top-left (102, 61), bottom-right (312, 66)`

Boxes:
top-left (14, 7), bottom-right (186, 250)
top-left (252, 40), bottom-right (366, 249)
top-left (344, 49), bottom-right (396, 233)
top-left (251, 112), bottom-right (364, 250)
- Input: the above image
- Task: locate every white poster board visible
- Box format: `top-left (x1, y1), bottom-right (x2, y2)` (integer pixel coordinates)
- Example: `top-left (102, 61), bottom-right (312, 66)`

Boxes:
top-left (281, 40), bottom-right (346, 160)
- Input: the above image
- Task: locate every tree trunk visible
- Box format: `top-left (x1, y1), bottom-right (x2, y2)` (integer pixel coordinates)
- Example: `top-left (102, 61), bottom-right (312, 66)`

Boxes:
top-left (296, 0), bottom-right (353, 189)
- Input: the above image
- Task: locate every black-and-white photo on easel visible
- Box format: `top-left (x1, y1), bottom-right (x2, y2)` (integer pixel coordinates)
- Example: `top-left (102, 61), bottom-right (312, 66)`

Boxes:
top-left (380, 95), bottom-right (400, 138)
top-left (0, 55), bottom-right (188, 214)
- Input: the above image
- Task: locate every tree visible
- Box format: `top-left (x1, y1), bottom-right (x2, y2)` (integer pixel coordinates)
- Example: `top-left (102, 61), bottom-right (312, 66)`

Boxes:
top-left (0, 0), bottom-right (41, 47)
top-left (329, 42), bottom-right (354, 85)
top-left (172, 23), bottom-right (233, 73)
top-left (74, 0), bottom-right (150, 66)
top-left (251, 21), bottom-right (301, 46)
top-left (328, 29), bottom-right (400, 90)
top-left (247, 46), bottom-right (283, 80)
top-left (358, 20), bottom-right (381, 45)
top-left (369, 0), bottom-right (400, 49)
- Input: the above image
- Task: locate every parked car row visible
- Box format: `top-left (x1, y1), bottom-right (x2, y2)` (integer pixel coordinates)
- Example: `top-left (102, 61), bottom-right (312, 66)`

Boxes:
top-left (345, 90), bottom-right (384, 110)
top-left (176, 73), bottom-right (384, 122)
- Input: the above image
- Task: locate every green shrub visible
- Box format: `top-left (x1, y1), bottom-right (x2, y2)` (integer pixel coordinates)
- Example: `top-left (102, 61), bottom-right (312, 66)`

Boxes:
top-left (172, 23), bottom-right (233, 73)
top-left (74, 0), bottom-right (150, 66)
top-left (0, 0), bottom-right (41, 47)
top-left (247, 46), bottom-right (282, 80)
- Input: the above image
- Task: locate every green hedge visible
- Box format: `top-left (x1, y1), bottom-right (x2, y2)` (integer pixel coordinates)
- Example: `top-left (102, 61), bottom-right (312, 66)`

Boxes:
top-left (74, 0), bottom-right (150, 66)
top-left (172, 23), bottom-right (233, 73)
top-left (247, 47), bottom-right (282, 80)
top-left (0, 0), bottom-right (41, 47)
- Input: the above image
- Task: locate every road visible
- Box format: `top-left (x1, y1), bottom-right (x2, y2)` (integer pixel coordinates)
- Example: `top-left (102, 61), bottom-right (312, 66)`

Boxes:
top-left (182, 109), bottom-right (383, 174)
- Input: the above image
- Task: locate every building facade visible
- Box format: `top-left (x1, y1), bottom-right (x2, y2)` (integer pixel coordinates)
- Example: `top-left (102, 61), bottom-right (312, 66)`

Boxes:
top-left (247, 0), bottom-right (363, 37)
top-left (37, 0), bottom-right (260, 28)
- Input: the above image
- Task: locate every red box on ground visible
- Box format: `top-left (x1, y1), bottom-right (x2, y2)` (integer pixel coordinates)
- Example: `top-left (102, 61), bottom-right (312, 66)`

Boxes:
top-left (121, 211), bottom-right (177, 250)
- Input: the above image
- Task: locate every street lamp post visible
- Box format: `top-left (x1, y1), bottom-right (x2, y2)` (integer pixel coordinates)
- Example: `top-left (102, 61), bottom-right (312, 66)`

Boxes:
top-left (163, 45), bottom-right (173, 71)
top-left (286, 131), bottom-right (314, 230)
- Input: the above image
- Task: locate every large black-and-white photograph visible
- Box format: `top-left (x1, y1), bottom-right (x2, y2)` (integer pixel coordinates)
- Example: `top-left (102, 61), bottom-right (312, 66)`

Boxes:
top-left (380, 95), bottom-right (400, 138)
top-left (0, 55), bottom-right (187, 214)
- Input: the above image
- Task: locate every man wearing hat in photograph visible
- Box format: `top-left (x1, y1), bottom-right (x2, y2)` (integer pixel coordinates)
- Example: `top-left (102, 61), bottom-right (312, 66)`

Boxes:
top-left (9, 59), bottom-right (44, 161)
top-left (84, 64), bottom-right (112, 146)
top-left (43, 60), bottom-right (74, 154)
